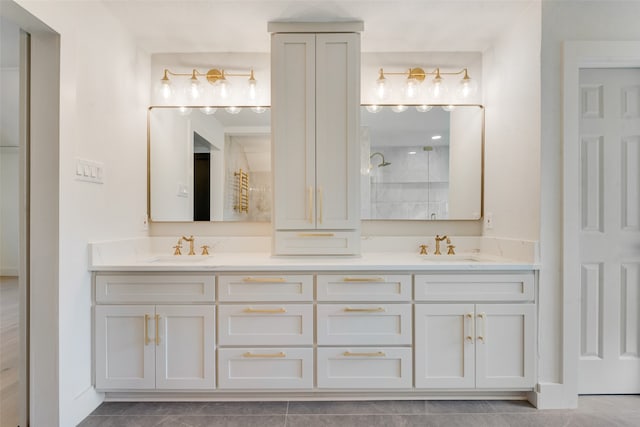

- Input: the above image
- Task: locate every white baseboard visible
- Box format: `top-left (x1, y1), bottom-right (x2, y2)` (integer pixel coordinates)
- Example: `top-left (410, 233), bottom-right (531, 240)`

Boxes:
top-left (67, 386), bottom-right (104, 427)
top-left (532, 382), bottom-right (578, 409)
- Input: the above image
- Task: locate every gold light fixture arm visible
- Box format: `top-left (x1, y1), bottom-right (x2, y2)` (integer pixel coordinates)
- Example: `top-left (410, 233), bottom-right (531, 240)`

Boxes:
top-left (162, 68), bottom-right (255, 85)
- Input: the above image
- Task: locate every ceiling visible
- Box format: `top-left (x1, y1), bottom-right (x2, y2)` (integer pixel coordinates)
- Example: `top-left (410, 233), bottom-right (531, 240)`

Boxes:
top-left (102, 0), bottom-right (536, 54)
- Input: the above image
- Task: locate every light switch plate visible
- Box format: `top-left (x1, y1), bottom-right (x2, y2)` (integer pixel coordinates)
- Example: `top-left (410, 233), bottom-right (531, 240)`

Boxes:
top-left (75, 158), bottom-right (104, 184)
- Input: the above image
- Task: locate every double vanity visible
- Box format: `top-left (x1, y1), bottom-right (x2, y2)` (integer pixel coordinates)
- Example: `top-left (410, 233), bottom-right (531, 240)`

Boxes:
top-left (95, 22), bottom-right (539, 404)
top-left (90, 236), bottom-right (538, 401)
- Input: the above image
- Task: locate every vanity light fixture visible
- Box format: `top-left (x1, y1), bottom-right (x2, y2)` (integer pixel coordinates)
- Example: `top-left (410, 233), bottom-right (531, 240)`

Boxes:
top-left (158, 67), bottom-right (259, 103)
top-left (374, 67), bottom-right (478, 102)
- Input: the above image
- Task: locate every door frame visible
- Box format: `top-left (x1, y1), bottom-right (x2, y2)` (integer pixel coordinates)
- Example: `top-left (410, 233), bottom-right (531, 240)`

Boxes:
top-left (563, 41), bottom-right (640, 403)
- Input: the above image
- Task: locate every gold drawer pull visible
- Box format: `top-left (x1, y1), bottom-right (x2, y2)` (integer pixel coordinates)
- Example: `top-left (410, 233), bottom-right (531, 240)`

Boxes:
top-left (344, 307), bottom-right (386, 313)
top-left (242, 277), bottom-right (287, 283)
top-left (243, 307), bottom-right (287, 314)
top-left (343, 277), bottom-right (384, 282)
top-left (343, 351), bottom-right (386, 357)
top-left (297, 233), bottom-right (335, 237)
top-left (243, 352), bottom-right (286, 358)
top-left (144, 314), bottom-right (151, 345)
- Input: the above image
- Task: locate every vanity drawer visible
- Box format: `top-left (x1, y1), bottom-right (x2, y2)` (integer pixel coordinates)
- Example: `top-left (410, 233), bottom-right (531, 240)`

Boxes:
top-left (317, 304), bottom-right (412, 345)
top-left (317, 274), bottom-right (411, 302)
top-left (218, 274), bottom-right (313, 302)
top-left (317, 347), bottom-right (412, 389)
top-left (273, 230), bottom-right (360, 256)
top-left (95, 274), bottom-right (215, 303)
top-left (218, 348), bottom-right (313, 389)
top-left (414, 273), bottom-right (534, 302)
top-left (218, 304), bottom-right (313, 346)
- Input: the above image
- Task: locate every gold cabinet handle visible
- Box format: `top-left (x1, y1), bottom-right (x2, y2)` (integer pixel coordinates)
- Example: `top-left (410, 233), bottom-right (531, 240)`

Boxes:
top-left (307, 186), bottom-right (313, 224)
top-left (343, 277), bottom-right (384, 282)
top-left (242, 277), bottom-right (286, 283)
top-left (155, 314), bottom-right (160, 346)
top-left (144, 314), bottom-right (151, 345)
top-left (243, 307), bottom-right (287, 314)
top-left (344, 306), bottom-right (386, 313)
top-left (243, 351), bottom-right (286, 358)
top-left (297, 232), bottom-right (335, 237)
top-left (318, 186), bottom-right (323, 224)
top-left (477, 312), bottom-right (486, 343)
top-left (343, 351), bottom-right (386, 357)
top-left (465, 312), bottom-right (474, 343)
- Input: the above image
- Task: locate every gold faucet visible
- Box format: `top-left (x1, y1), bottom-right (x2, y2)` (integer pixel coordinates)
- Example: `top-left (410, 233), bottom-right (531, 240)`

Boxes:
top-left (173, 238), bottom-right (182, 255)
top-left (419, 244), bottom-right (428, 255)
top-left (181, 235), bottom-right (196, 255)
top-left (434, 234), bottom-right (449, 255)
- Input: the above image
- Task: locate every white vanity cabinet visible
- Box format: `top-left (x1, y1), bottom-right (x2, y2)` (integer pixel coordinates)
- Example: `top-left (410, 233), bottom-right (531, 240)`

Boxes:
top-left (94, 274), bottom-right (216, 390)
top-left (414, 273), bottom-right (536, 390)
top-left (270, 25), bottom-right (361, 255)
top-left (216, 274), bottom-right (314, 389)
top-left (316, 274), bottom-right (413, 389)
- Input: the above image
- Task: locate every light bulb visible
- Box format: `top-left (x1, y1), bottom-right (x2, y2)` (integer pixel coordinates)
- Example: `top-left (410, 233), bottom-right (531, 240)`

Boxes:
top-left (404, 77), bottom-right (420, 100)
top-left (247, 70), bottom-right (258, 102)
top-left (427, 69), bottom-right (448, 102)
top-left (365, 105), bottom-right (382, 113)
top-left (375, 68), bottom-right (391, 101)
top-left (391, 105), bottom-right (408, 113)
top-left (225, 106), bottom-right (241, 114)
top-left (251, 106), bottom-right (267, 114)
top-left (200, 106), bottom-right (217, 115)
top-left (456, 69), bottom-right (478, 100)
top-left (416, 105), bottom-right (432, 112)
top-left (159, 70), bottom-right (173, 101)
top-left (178, 106), bottom-right (192, 116)
top-left (187, 75), bottom-right (201, 101)
top-left (218, 77), bottom-right (231, 100)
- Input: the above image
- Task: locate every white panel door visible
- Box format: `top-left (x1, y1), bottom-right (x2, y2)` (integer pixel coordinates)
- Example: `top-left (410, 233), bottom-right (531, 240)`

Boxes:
top-left (315, 33), bottom-right (360, 229)
top-left (272, 33), bottom-right (316, 230)
top-left (578, 68), bottom-right (640, 393)
top-left (475, 304), bottom-right (535, 389)
top-left (95, 305), bottom-right (155, 389)
top-left (155, 305), bottom-right (215, 389)
top-left (415, 304), bottom-right (475, 389)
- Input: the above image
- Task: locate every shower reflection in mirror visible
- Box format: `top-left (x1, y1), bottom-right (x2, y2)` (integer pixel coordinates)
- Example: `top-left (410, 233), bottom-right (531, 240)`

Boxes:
top-left (360, 105), bottom-right (483, 220)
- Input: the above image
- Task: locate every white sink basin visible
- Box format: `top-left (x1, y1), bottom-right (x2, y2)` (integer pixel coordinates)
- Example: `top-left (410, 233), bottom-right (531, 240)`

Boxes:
top-left (146, 255), bottom-right (212, 263)
top-left (418, 254), bottom-right (481, 262)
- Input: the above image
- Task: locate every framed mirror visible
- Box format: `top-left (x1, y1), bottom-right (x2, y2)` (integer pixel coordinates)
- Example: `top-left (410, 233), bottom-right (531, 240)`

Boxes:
top-left (360, 105), bottom-right (483, 220)
top-left (149, 107), bottom-right (271, 222)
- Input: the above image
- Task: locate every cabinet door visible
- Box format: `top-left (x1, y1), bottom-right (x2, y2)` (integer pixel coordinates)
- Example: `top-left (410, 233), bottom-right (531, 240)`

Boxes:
top-left (272, 33), bottom-right (316, 229)
top-left (315, 33), bottom-right (360, 229)
top-left (415, 304), bottom-right (475, 389)
top-left (475, 304), bottom-right (535, 389)
top-left (155, 305), bottom-right (215, 389)
top-left (95, 305), bottom-right (155, 390)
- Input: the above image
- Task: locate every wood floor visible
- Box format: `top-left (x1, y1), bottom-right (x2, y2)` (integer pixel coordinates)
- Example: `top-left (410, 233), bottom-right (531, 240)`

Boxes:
top-left (0, 276), bottom-right (18, 427)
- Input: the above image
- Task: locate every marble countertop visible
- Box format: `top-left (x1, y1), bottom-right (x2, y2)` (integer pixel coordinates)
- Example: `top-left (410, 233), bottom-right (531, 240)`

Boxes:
top-left (89, 251), bottom-right (538, 272)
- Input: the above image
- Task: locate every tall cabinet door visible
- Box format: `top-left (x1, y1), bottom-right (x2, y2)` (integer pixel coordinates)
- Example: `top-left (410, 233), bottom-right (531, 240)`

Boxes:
top-left (475, 304), bottom-right (535, 388)
top-left (95, 305), bottom-right (156, 389)
top-left (272, 33), bottom-right (316, 230)
top-left (315, 33), bottom-right (360, 229)
top-left (155, 305), bottom-right (216, 389)
top-left (415, 304), bottom-right (475, 388)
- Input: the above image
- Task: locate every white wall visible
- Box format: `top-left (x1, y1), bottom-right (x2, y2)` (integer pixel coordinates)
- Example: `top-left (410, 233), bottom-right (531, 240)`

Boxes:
top-left (482, 1), bottom-right (541, 241)
top-left (539, 0), bottom-right (640, 406)
top-left (15, 1), bottom-right (150, 425)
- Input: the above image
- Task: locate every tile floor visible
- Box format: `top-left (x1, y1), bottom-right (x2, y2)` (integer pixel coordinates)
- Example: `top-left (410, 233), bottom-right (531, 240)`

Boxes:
top-left (77, 395), bottom-right (640, 427)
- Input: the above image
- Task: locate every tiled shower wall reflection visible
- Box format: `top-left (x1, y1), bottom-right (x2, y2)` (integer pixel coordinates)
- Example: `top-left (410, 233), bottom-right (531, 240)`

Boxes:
top-left (364, 146), bottom-right (450, 219)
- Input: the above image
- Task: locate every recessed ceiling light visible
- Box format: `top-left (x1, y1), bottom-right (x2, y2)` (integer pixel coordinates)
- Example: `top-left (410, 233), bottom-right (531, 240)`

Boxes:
top-left (432, 135), bottom-right (442, 140)
top-left (408, 151), bottom-right (417, 155)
